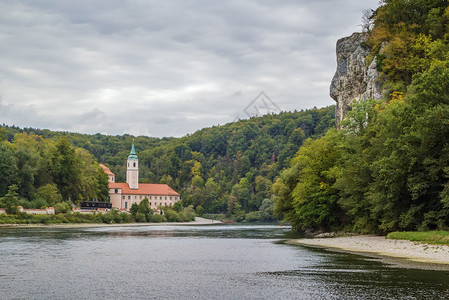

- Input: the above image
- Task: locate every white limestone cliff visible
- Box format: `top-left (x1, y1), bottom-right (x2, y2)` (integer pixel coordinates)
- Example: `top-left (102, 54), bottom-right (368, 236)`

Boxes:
top-left (330, 32), bottom-right (384, 126)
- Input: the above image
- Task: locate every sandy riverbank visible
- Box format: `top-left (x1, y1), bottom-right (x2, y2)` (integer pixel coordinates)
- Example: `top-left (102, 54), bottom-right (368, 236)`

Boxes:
top-left (0, 217), bottom-right (222, 229)
top-left (290, 235), bottom-right (449, 266)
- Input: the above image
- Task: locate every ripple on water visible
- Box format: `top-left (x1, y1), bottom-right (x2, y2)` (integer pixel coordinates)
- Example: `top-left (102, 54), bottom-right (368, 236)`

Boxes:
top-left (0, 225), bottom-right (448, 299)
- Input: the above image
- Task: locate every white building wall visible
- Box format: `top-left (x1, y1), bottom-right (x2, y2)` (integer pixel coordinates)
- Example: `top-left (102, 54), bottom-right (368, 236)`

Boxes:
top-left (112, 193), bottom-right (180, 210)
top-left (110, 189), bottom-right (123, 209)
top-left (126, 159), bottom-right (139, 189)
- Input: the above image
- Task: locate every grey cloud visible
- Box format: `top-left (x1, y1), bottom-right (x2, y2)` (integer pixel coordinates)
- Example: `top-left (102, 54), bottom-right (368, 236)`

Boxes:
top-left (1, 0), bottom-right (380, 137)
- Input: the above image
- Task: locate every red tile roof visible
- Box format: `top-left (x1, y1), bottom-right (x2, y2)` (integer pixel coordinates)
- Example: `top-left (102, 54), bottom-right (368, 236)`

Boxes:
top-left (99, 164), bottom-right (115, 176)
top-left (109, 182), bottom-right (180, 196)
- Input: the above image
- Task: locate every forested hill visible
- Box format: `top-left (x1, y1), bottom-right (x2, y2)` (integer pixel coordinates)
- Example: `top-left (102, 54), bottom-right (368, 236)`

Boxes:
top-left (2, 105), bottom-right (335, 219)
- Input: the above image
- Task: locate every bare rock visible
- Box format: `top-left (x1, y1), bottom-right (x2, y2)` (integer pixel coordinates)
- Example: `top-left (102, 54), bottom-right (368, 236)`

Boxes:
top-left (330, 32), bottom-right (384, 126)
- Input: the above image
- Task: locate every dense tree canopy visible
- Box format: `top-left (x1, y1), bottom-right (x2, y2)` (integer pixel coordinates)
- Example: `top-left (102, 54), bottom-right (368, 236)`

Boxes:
top-left (2, 106), bottom-right (335, 219)
top-left (0, 133), bottom-right (109, 209)
top-left (275, 57), bottom-right (449, 233)
top-left (367, 0), bottom-right (449, 88)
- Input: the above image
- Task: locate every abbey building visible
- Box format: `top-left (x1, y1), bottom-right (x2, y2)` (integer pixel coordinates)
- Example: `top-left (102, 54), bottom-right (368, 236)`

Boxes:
top-left (100, 144), bottom-right (180, 211)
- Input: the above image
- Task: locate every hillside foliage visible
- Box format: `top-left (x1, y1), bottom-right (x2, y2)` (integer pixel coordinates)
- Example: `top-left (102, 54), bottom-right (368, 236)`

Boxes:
top-left (0, 132), bottom-right (109, 210)
top-left (2, 106), bottom-right (335, 219)
top-left (275, 0), bottom-right (449, 233)
top-left (367, 0), bottom-right (449, 89)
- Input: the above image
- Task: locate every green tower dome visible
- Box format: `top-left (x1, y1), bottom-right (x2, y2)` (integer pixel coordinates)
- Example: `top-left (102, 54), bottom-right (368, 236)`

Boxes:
top-left (128, 143), bottom-right (138, 160)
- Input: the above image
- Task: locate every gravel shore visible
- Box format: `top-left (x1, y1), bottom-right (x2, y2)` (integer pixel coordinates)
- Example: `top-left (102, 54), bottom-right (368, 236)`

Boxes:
top-left (290, 235), bottom-right (449, 265)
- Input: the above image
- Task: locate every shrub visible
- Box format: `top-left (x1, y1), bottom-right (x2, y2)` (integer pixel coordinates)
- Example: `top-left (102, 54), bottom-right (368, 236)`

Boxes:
top-left (120, 212), bottom-right (131, 223)
top-left (54, 214), bottom-right (69, 223)
top-left (35, 215), bottom-right (52, 224)
top-left (259, 198), bottom-right (276, 221)
top-left (35, 183), bottom-right (62, 206)
top-left (245, 211), bottom-right (261, 222)
top-left (135, 212), bottom-right (146, 223)
top-left (151, 214), bottom-right (166, 223)
top-left (92, 212), bottom-right (103, 223)
top-left (196, 205), bottom-right (204, 216)
top-left (66, 212), bottom-right (93, 223)
top-left (109, 210), bottom-right (122, 223)
top-left (164, 209), bottom-right (180, 222)
top-left (178, 211), bottom-right (188, 222)
top-left (184, 205), bottom-right (196, 221)
top-left (54, 202), bottom-right (71, 214)
top-left (25, 215), bottom-right (52, 224)
top-left (31, 198), bottom-right (48, 209)
top-left (18, 199), bottom-right (33, 209)
top-left (234, 211), bottom-right (246, 222)
top-left (102, 212), bottom-right (113, 224)
top-left (0, 215), bottom-right (24, 224)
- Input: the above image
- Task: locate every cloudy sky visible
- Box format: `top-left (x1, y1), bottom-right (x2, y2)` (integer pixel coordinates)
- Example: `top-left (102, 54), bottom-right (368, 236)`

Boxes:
top-left (1, 0), bottom-right (380, 137)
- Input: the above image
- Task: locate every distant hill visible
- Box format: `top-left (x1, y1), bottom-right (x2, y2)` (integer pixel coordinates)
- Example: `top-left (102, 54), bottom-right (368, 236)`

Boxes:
top-left (2, 105), bottom-right (335, 218)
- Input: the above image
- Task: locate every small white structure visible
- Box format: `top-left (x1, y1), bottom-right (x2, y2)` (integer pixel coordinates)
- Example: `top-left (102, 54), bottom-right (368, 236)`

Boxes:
top-left (17, 206), bottom-right (55, 215)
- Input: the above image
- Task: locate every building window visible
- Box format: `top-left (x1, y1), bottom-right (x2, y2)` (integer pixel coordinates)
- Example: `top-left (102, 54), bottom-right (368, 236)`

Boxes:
top-left (169, 203), bottom-right (172, 206)
top-left (170, 197), bottom-right (172, 200)
top-left (165, 197), bottom-right (167, 200)
top-left (149, 202), bottom-right (152, 206)
top-left (133, 162), bottom-right (136, 167)
top-left (140, 196), bottom-right (142, 199)
top-left (128, 196), bottom-right (131, 200)
top-left (160, 196), bottom-right (162, 200)
top-left (150, 196), bottom-right (152, 200)
top-left (125, 202), bottom-right (128, 209)
top-left (115, 189), bottom-right (118, 193)
top-left (135, 196), bottom-right (137, 199)
top-left (122, 196), bottom-right (125, 199)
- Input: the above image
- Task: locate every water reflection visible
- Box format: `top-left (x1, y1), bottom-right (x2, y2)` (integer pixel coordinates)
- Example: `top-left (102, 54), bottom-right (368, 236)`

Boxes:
top-left (0, 224), bottom-right (298, 240)
top-left (0, 224), bottom-right (448, 300)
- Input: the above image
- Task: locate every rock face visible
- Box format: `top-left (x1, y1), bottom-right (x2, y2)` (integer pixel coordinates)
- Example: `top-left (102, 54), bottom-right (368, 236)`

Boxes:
top-left (330, 32), bottom-right (384, 125)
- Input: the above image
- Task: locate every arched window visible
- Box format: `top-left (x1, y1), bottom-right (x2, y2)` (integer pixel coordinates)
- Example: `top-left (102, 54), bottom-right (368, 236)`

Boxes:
top-left (133, 162), bottom-right (136, 167)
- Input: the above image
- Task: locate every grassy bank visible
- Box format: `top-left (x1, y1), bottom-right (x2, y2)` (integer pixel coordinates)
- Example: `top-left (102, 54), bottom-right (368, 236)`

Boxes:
top-left (0, 211), bottom-right (155, 225)
top-left (387, 231), bottom-right (449, 245)
top-left (0, 207), bottom-right (195, 225)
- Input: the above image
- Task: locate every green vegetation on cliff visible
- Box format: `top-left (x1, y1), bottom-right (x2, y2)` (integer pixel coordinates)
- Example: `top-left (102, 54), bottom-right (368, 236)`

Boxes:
top-left (275, 0), bottom-right (449, 233)
top-left (367, 0), bottom-right (449, 89)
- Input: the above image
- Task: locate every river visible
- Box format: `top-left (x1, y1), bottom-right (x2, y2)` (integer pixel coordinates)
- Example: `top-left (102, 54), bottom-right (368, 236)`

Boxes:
top-left (1, 224), bottom-right (448, 299)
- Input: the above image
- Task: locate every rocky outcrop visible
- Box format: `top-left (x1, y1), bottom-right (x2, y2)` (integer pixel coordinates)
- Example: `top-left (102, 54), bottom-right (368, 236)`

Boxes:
top-left (330, 32), bottom-right (384, 125)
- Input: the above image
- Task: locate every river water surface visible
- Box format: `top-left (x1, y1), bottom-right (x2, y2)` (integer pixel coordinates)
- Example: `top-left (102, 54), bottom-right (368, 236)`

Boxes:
top-left (1, 224), bottom-right (449, 299)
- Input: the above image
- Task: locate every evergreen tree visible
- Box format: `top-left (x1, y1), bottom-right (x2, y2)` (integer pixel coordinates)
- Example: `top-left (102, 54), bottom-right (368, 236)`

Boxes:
top-left (1, 185), bottom-right (20, 214)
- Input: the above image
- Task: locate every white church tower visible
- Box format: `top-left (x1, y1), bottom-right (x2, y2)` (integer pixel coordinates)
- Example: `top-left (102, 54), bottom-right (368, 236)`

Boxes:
top-left (126, 144), bottom-right (139, 189)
